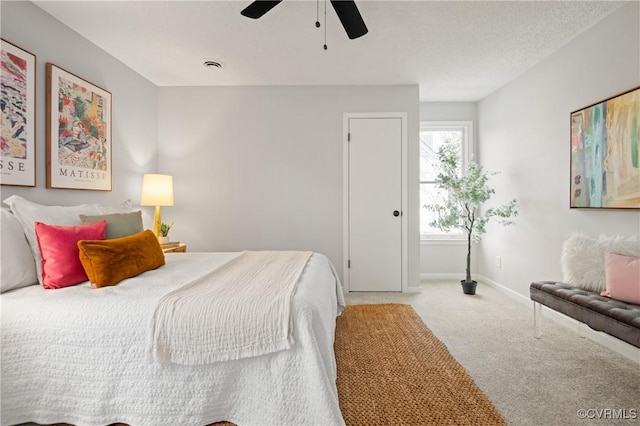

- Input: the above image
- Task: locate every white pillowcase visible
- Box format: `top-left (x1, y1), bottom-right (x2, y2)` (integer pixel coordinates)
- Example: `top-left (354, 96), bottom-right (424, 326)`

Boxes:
top-left (100, 199), bottom-right (133, 214)
top-left (1, 208), bottom-right (38, 293)
top-left (3, 195), bottom-right (133, 287)
top-left (561, 233), bottom-right (640, 292)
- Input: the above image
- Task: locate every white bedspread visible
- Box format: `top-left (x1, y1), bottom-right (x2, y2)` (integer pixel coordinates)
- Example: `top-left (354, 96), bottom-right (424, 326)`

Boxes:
top-left (150, 251), bottom-right (312, 364)
top-left (1, 252), bottom-right (346, 426)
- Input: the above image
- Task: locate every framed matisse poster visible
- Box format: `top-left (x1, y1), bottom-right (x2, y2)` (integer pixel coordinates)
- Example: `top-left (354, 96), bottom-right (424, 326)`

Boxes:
top-left (570, 86), bottom-right (640, 209)
top-left (46, 63), bottom-right (112, 191)
top-left (1, 39), bottom-right (36, 187)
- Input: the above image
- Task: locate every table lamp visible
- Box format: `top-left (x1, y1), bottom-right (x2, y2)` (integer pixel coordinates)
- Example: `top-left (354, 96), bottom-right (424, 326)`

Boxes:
top-left (140, 174), bottom-right (174, 238)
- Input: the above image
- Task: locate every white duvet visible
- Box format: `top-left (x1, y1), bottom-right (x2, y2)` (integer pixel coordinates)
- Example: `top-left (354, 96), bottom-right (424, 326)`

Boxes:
top-left (0, 252), bottom-right (346, 426)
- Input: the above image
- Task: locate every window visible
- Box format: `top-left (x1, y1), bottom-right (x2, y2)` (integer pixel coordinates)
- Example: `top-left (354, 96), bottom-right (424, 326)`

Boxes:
top-left (420, 121), bottom-right (473, 239)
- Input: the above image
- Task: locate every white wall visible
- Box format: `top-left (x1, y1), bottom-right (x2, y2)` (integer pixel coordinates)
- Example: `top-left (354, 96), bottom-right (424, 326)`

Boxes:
top-left (0, 1), bottom-right (158, 208)
top-left (420, 103), bottom-right (477, 124)
top-left (419, 102), bottom-right (478, 279)
top-left (477, 2), bottom-right (640, 296)
top-left (157, 85), bottom-right (420, 289)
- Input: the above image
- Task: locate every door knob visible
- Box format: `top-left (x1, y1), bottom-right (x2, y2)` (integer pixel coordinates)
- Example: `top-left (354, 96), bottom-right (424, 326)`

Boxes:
top-left (393, 210), bottom-right (400, 217)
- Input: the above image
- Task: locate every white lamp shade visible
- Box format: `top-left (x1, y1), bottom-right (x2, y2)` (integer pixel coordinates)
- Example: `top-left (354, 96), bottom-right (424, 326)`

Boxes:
top-left (140, 174), bottom-right (174, 206)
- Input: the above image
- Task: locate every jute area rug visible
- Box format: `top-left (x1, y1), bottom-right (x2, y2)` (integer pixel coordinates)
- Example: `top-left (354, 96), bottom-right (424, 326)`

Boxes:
top-left (48, 303), bottom-right (505, 426)
top-left (335, 303), bottom-right (506, 425)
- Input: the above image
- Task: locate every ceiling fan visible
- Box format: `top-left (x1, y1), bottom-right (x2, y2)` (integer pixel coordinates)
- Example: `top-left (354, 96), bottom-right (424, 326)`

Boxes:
top-left (241, 0), bottom-right (368, 40)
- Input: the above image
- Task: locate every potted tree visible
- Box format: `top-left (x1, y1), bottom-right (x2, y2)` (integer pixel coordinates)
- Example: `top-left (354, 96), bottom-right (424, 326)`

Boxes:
top-left (425, 144), bottom-right (517, 295)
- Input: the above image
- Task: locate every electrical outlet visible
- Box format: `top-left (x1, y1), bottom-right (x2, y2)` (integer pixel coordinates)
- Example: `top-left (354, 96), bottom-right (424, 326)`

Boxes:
top-left (496, 256), bottom-right (502, 269)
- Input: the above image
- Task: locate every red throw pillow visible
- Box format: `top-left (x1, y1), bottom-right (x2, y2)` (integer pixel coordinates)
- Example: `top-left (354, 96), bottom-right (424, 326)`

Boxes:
top-left (35, 221), bottom-right (106, 289)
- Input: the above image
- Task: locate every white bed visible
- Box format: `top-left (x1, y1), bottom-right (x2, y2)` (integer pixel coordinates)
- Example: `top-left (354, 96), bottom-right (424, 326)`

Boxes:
top-left (1, 251), bottom-right (346, 426)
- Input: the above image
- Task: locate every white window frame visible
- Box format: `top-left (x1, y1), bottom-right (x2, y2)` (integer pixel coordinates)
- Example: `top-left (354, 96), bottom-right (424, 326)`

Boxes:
top-left (420, 120), bottom-right (474, 242)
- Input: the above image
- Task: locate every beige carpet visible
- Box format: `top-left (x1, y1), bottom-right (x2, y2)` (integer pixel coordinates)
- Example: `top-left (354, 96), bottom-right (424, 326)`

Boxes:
top-left (335, 303), bottom-right (506, 425)
top-left (345, 282), bottom-right (640, 425)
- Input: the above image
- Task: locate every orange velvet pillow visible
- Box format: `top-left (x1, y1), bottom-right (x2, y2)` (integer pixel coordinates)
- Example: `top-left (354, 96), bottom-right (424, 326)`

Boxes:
top-left (77, 229), bottom-right (165, 288)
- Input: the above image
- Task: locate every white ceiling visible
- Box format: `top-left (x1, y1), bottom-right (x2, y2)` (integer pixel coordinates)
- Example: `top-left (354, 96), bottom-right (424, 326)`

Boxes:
top-left (33, 0), bottom-right (624, 101)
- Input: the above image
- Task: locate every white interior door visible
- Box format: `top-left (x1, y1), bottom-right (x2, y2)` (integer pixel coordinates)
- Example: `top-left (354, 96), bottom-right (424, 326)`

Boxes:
top-left (348, 117), bottom-right (403, 292)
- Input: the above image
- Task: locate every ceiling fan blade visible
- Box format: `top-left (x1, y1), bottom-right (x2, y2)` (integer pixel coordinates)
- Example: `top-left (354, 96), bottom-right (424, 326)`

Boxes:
top-left (330, 0), bottom-right (368, 39)
top-left (241, 1), bottom-right (283, 19)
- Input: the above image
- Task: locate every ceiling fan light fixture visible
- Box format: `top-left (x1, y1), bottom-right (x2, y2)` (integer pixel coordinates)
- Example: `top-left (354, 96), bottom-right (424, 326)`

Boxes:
top-left (241, 0), bottom-right (367, 41)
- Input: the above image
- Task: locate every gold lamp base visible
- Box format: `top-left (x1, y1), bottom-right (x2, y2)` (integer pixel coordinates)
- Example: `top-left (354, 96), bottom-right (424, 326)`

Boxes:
top-left (153, 205), bottom-right (162, 238)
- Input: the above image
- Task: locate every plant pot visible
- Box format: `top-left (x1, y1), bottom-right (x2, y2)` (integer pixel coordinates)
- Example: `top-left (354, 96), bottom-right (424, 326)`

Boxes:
top-left (158, 236), bottom-right (170, 244)
top-left (461, 280), bottom-right (477, 295)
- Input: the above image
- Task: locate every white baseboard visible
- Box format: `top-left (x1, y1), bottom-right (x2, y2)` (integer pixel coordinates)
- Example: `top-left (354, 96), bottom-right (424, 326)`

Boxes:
top-left (475, 275), bottom-right (529, 304)
top-left (476, 275), bottom-right (640, 364)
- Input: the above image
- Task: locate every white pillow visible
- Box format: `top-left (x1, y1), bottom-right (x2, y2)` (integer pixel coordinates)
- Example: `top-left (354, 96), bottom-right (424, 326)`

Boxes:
top-left (2, 195), bottom-right (133, 286)
top-left (99, 199), bottom-right (133, 214)
top-left (137, 206), bottom-right (154, 231)
top-left (1, 208), bottom-right (38, 293)
top-left (561, 233), bottom-right (640, 292)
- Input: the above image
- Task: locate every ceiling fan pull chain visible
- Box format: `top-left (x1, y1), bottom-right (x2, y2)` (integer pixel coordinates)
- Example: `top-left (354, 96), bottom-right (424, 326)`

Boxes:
top-left (315, 0), bottom-right (320, 28)
top-left (323, 0), bottom-right (328, 50)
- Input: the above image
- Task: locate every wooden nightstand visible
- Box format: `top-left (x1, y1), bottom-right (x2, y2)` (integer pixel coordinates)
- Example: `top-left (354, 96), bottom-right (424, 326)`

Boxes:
top-left (161, 243), bottom-right (187, 253)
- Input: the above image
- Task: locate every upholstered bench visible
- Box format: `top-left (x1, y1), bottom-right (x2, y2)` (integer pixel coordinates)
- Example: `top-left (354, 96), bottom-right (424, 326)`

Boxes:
top-left (530, 281), bottom-right (640, 348)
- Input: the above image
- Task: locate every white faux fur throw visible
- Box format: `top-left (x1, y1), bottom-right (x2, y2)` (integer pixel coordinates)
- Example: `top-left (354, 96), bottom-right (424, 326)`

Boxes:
top-left (561, 233), bottom-right (640, 292)
top-left (150, 250), bottom-right (312, 364)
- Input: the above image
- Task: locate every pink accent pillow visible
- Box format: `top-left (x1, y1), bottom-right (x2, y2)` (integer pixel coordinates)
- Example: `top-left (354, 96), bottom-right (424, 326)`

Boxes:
top-left (600, 252), bottom-right (640, 304)
top-left (35, 221), bottom-right (106, 289)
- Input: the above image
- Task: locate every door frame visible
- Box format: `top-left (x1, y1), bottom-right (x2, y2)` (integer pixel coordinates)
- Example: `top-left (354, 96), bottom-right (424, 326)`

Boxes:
top-left (343, 112), bottom-right (408, 292)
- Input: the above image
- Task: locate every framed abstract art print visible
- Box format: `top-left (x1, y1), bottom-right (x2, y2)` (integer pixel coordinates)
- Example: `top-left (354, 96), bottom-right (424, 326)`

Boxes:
top-left (570, 86), bottom-right (640, 209)
top-left (46, 63), bottom-right (112, 191)
top-left (1, 39), bottom-right (36, 187)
